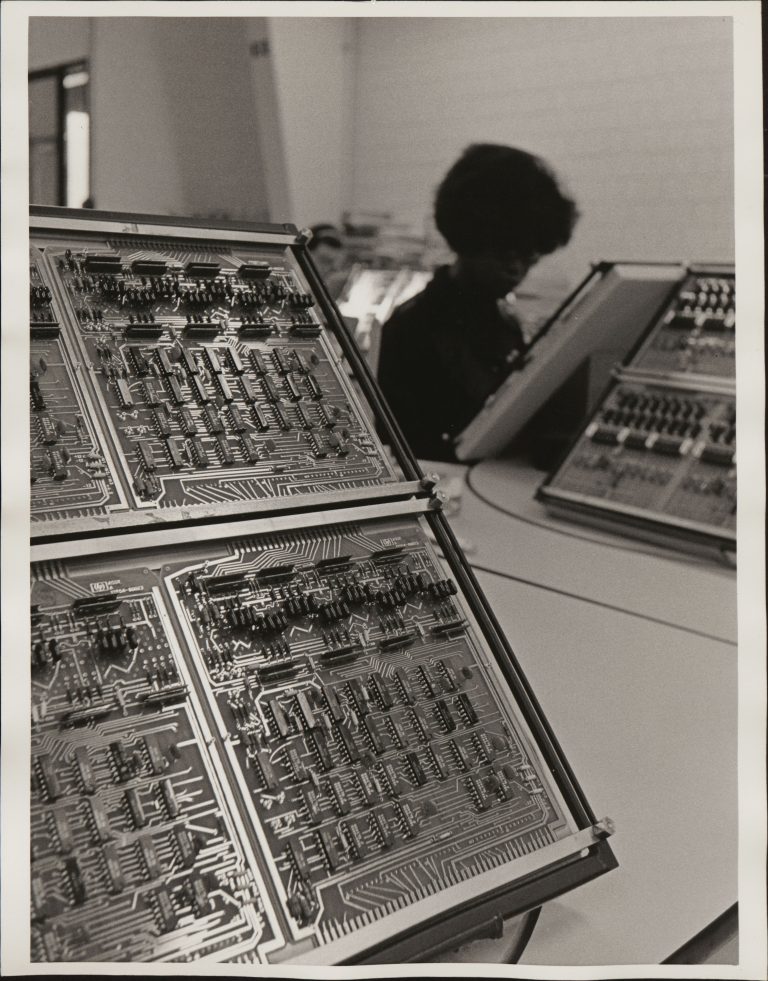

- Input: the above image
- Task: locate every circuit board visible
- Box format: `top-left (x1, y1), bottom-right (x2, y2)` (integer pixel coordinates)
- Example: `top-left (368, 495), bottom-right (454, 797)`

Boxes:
top-left (538, 265), bottom-right (736, 555)
top-left (28, 209), bottom-right (616, 966)
top-left (30, 227), bottom-right (398, 537)
top-left (539, 380), bottom-right (736, 546)
top-left (167, 514), bottom-right (573, 956)
top-left (30, 567), bottom-right (275, 963)
top-left (30, 511), bottom-right (588, 963)
top-left (627, 271), bottom-right (735, 381)
top-left (30, 252), bottom-right (125, 519)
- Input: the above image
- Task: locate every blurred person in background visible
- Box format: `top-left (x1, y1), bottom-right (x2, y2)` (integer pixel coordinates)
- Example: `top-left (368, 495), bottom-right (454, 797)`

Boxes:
top-left (377, 144), bottom-right (578, 462)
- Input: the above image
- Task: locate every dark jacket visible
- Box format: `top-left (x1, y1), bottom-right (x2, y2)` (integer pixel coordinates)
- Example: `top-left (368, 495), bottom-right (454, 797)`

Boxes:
top-left (377, 265), bottom-right (525, 461)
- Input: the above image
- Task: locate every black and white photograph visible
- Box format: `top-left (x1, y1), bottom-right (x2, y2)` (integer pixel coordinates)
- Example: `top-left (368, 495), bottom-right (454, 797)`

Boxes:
top-left (1, 0), bottom-right (765, 977)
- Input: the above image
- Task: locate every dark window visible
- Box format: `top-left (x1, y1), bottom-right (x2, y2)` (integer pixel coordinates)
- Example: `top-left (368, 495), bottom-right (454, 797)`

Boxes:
top-left (29, 62), bottom-right (90, 207)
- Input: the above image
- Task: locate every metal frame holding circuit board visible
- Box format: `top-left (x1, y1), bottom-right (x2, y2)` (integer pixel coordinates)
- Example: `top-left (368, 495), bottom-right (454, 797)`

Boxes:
top-left (30, 208), bottom-right (423, 542)
top-left (537, 264), bottom-right (736, 559)
top-left (28, 206), bottom-right (617, 965)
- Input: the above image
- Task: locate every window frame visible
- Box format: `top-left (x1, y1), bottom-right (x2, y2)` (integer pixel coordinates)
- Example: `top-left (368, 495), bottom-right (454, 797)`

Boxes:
top-left (29, 59), bottom-right (90, 207)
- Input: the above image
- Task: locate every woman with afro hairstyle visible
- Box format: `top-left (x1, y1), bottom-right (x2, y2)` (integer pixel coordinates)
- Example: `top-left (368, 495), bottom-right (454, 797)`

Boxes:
top-left (378, 144), bottom-right (578, 462)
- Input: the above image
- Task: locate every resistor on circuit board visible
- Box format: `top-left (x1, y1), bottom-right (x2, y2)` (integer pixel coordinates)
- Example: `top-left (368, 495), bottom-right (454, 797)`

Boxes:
top-left (286, 889), bottom-right (317, 926)
top-left (31, 636), bottom-right (60, 670)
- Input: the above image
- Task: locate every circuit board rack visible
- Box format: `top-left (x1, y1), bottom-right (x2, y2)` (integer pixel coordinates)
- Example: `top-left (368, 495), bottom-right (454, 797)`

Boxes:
top-left (28, 207), bottom-right (616, 965)
top-left (538, 265), bottom-right (736, 558)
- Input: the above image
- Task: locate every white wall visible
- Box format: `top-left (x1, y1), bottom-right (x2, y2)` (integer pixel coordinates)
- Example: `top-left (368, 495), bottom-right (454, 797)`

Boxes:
top-left (28, 13), bottom-right (735, 271)
top-left (267, 18), bottom-right (356, 227)
top-left (29, 16), bottom-right (89, 71)
top-left (89, 18), bottom-right (185, 215)
top-left (150, 18), bottom-right (268, 222)
top-left (29, 17), bottom-right (270, 221)
top-left (349, 17), bottom-right (735, 284)
top-left (244, 17), bottom-right (292, 221)
top-left (27, 16), bottom-right (354, 227)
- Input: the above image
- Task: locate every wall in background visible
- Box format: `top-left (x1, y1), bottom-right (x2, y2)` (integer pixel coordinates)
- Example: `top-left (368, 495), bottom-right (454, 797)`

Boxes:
top-left (267, 18), bottom-right (356, 227)
top-left (148, 18), bottom-right (268, 221)
top-left (89, 18), bottom-right (185, 216)
top-left (28, 16), bottom-right (355, 228)
top-left (28, 13), bottom-right (735, 280)
top-left (29, 17), bottom-right (89, 71)
top-left (350, 16), bottom-right (735, 285)
top-left (29, 17), bottom-right (269, 221)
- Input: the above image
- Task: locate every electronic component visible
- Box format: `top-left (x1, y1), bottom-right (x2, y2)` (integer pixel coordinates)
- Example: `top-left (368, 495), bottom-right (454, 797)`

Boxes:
top-left (30, 214), bottom-right (399, 540)
top-left (626, 270), bottom-right (735, 382)
top-left (29, 207), bottom-right (615, 965)
top-left (539, 382), bottom-right (736, 554)
top-left (30, 566), bottom-right (272, 962)
top-left (539, 266), bottom-right (735, 556)
top-left (29, 252), bottom-right (124, 522)
top-left (31, 506), bottom-right (615, 964)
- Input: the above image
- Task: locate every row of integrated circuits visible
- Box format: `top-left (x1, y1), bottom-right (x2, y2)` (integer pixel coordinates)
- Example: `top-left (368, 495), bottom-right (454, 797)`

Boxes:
top-left (29, 231), bottom-right (398, 539)
top-left (27, 208), bottom-right (616, 965)
top-left (538, 264), bottom-right (736, 557)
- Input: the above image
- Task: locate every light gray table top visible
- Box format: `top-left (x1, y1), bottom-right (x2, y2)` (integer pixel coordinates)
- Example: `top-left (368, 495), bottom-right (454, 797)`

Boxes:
top-left (435, 457), bottom-right (736, 644)
top-left (418, 456), bottom-right (737, 966)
